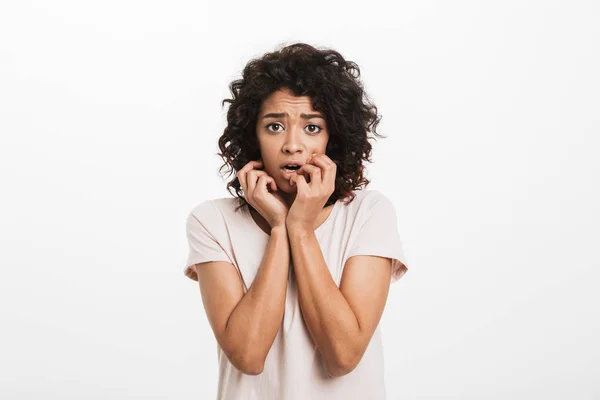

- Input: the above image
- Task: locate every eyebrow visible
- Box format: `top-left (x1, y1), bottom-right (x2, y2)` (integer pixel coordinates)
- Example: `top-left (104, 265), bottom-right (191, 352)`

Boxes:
top-left (261, 112), bottom-right (325, 120)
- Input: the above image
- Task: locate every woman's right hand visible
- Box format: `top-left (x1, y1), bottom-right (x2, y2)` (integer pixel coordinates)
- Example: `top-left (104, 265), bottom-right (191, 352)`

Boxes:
top-left (237, 160), bottom-right (289, 229)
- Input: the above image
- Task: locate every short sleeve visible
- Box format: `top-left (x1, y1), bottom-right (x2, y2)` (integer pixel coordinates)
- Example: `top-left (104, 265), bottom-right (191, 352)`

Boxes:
top-left (184, 202), bottom-right (232, 281)
top-left (345, 192), bottom-right (408, 283)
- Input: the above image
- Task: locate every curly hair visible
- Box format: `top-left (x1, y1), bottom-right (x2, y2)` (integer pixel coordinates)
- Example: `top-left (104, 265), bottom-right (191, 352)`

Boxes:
top-left (216, 42), bottom-right (386, 212)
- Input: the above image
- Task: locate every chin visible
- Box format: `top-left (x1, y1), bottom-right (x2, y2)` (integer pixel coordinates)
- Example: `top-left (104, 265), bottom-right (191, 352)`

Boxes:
top-left (278, 182), bottom-right (297, 193)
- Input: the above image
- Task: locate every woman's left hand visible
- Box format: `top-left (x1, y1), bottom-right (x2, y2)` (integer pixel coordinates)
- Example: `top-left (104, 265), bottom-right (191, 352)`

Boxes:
top-left (286, 153), bottom-right (337, 231)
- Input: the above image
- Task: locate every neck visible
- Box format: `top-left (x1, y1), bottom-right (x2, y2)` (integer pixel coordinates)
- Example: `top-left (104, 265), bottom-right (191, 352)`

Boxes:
top-left (283, 192), bottom-right (297, 208)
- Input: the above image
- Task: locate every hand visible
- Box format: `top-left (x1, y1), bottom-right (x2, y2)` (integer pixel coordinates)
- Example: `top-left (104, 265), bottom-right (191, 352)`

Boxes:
top-left (286, 153), bottom-right (336, 231)
top-left (238, 160), bottom-right (289, 229)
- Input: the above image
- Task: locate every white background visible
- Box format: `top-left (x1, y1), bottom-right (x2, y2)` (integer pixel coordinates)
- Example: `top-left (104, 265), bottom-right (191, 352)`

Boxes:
top-left (1, 0), bottom-right (599, 399)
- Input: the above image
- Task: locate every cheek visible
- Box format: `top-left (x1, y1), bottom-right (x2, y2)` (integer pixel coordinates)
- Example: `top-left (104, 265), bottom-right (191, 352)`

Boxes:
top-left (261, 160), bottom-right (280, 179)
top-left (318, 135), bottom-right (329, 151)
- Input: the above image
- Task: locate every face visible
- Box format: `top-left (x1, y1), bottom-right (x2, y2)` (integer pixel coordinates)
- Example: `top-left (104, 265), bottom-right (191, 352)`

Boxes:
top-left (255, 87), bottom-right (329, 195)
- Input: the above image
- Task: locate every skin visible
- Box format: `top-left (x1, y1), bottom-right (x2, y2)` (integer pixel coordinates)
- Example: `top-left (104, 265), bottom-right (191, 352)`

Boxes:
top-left (256, 86), bottom-right (330, 208)
top-left (246, 86), bottom-right (335, 233)
top-left (194, 86), bottom-right (395, 377)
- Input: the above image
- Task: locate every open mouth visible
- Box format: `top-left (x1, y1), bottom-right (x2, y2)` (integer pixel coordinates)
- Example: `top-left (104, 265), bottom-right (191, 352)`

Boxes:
top-left (280, 165), bottom-right (310, 184)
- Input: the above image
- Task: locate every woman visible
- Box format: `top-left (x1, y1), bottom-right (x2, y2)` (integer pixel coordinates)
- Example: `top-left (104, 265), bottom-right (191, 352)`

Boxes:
top-left (184, 42), bottom-right (408, 400)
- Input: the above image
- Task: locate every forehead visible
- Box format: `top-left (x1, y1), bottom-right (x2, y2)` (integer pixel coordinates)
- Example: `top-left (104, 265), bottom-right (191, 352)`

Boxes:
top-left (260, 87), bottom-right (316, 111)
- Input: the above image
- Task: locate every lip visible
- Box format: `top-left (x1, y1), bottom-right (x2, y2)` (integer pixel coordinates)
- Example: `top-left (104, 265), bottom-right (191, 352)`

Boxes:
top-left (280, 168), bottom-right (300, 181)
top-left (279, 160), bottom-right (305, 168)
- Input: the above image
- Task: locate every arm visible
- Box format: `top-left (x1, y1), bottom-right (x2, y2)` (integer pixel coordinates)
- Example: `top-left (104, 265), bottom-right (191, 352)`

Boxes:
top-left (288, 226), bottom-right (392, 377)
top-left (195, 225), bottom-right (289, 375)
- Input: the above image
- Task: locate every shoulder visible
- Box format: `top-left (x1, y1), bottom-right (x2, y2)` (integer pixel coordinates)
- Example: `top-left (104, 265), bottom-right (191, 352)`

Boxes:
top-left (354, 189), bottom-right (389, 203)
top-left (189, 197), bottom-right (240, 218)
top-left (337, 190), bottom-right (398, 231)
top-left (344, 189), bottom-right (394, 213)
top-left (187, 197), bottom-right (242, 230)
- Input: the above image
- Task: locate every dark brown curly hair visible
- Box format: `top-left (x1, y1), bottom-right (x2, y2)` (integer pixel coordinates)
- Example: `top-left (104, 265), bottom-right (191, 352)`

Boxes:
top-left (217, 42), bottom-right (386, 212)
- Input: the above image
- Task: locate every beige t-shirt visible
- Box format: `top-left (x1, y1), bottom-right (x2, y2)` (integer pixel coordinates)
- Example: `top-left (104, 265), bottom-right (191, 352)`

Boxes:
top-left (184, 189), bottom-right (408, 400)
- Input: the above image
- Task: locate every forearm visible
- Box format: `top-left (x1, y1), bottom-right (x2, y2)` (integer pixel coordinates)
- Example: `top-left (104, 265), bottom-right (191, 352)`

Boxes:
top-left (224, 225), bottom-right (289, 372)
top-left (288, 227), bottom-right (361, 376)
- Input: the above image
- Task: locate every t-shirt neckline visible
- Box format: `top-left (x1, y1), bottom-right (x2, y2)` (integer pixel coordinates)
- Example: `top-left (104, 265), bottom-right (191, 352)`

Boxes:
top-left (242, 199), bottom-right (340, 238)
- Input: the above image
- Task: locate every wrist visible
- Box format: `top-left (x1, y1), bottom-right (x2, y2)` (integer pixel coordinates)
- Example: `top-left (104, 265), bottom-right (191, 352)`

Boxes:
top-left (268, 216), bottom-right (287, 230)
top-left (270, 225), bottom-right (287, 235)
top-left (285, 222), bottom-right (312, 237)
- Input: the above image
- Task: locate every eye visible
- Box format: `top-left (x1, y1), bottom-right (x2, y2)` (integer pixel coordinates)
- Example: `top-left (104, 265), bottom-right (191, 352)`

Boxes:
top-left (266, 123), bottom-right (284, 132)
top-left (306, 124), bottom-right (322, 134)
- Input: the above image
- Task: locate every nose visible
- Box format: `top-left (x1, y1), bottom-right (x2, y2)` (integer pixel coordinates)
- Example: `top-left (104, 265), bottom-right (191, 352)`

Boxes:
top-left (281, 125), bottom-right (305, 155)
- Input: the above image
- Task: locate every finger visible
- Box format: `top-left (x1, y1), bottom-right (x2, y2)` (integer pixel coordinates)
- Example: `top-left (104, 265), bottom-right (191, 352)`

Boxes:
top-left (237, 160), bottom-right (263, 194)
top-left (291, 174), bottom-right (309, 193)
top-left (307, 154), bottom-right (336, 188)
top-left (297, 163), bottom-right (322, 186)
top-left (255, 174), bottom-right (271, 195)
top-left (247, 170), bottom-right (267, 195)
